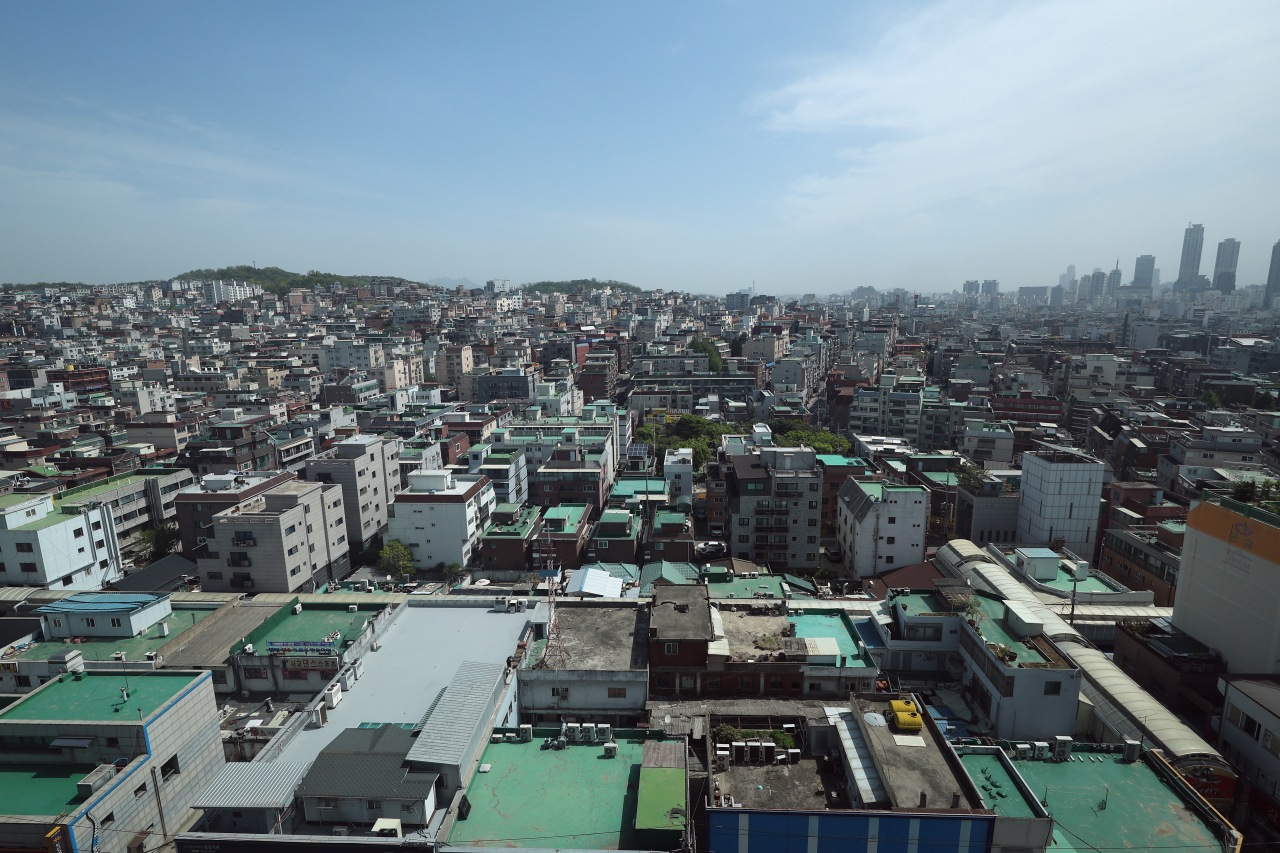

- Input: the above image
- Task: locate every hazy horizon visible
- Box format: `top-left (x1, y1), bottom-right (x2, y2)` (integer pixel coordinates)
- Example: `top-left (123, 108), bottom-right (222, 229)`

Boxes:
top-left (3, 1), bottom-right (1279, 294)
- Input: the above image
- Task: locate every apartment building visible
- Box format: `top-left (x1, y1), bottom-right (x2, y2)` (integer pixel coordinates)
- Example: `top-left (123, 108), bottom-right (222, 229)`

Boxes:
top-left (1016, 446), bottom-right (1106, 558)
top-left (388, 469), bottom-right (495, 569)
top-left (302, 433), bottom-right (400, 555)
top-left (198, 478), bottom-right (350, 593)
top-left (0, 492), bottom-right (122, 590)
top-left (726, 446), bottom-right (823, 571)
top-left (836, 480), bottom-right (929, 577)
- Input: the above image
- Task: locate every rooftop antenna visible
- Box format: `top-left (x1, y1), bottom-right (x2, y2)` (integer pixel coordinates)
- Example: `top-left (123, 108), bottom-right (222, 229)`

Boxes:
top-left (534, 526), bottom-right (570, 670)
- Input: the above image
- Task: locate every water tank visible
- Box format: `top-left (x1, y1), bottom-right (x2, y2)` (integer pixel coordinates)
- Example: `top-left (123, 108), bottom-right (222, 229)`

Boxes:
top-left (1073, 561), bottom-right (1090, 582)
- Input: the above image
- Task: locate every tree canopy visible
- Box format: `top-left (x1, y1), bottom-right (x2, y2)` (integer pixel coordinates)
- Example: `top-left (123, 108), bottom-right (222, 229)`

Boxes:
top-left (768, 420), bottom-right (851, 456)
top-left (172, 265), bottom-right (395, 296)
top-left (688, 339), bottom-right (724, 372)
top-left (641, 415), bottom-right (748, 470)
top-left (378, 539), bottom-right (414, 580)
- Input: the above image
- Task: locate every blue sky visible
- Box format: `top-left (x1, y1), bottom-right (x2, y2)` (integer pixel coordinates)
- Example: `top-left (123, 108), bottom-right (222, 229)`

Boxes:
top-left (3, 1), bottom-right (1279, 293)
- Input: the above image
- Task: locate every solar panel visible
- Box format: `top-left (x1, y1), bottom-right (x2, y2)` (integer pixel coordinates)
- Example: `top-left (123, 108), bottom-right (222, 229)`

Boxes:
top-left (628, 443), bottom-right (650, 457)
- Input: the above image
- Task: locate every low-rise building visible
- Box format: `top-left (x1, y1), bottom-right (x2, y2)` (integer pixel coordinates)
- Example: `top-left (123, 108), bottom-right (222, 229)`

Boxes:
top-left (0, 492), bottom-right (122, 590)
top-left (835, 480), bottom-right (928, 578)
top-left (388, 469), bottom-right (495, 569)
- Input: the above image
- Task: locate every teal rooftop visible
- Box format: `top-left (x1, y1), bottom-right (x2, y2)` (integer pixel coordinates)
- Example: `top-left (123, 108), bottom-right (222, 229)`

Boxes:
top-left (0, 671), bottom-right (200, 722)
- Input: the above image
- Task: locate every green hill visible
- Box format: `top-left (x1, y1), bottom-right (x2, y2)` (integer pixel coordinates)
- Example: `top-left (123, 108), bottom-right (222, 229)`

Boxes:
top-left (522, 278), bottom-right (641, 296)
top-left (172, 265), bottom-right (406, 297)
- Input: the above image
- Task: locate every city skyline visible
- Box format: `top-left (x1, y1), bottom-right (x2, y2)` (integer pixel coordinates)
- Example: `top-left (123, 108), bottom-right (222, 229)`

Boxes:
top-left (2, 1), bottom-right (1280, 293)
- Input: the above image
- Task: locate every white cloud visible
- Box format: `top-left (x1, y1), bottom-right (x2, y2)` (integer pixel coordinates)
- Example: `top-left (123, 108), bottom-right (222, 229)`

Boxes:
top-left (758, 0), bottom-right (1280, 229)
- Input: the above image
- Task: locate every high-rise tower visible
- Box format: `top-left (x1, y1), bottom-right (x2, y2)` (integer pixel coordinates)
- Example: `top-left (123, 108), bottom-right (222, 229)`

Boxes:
top-left (1212, 238), bottom-right (1240, 292)
top-left (1133, 255), bottom-right (1155, 290)
top-left (1266, 240), bottom-right (1280, 309)
top-left (1105, 261), bottom-right (1122, 295)
top-left (1177, 223), bottom-right (1204, 288)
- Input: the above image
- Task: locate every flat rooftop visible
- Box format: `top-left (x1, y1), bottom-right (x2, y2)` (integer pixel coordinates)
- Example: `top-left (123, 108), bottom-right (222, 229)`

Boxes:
top-left (717, 757), bottom-right (846, 810)
top-left (448, 732), bottom-right (684, 849)
top-left (720, 611), bottom-right (790, 659)
top-left (161, 601), bottom-right (280, 668)
top-left (1010, 752), bottom-right (1223, 852)
top-left (272, 606), bottom-right (529, 766)
top-left (249, 607), bottom-right (373, 653)
top-left (706, 574), bottom-right (791, 600)
top-left (0, 763), bottom-right (94, 816)
top-left (526, 605), bottom-right (648, 671)
top-left (12, 606), bottom-right (217, 662)
top-left (0, 671), bottom-right (199, 722)
top-left (957, 751), bottom-right (1039, 818)
top-left (790, 611), bottom-right (876, 667)
top-left (853, 694), bottom-right (976, 810)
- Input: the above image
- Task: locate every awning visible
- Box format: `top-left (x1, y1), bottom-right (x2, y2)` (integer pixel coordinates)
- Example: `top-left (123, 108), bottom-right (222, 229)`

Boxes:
top-left (49, 737), bottom-right (94, 749)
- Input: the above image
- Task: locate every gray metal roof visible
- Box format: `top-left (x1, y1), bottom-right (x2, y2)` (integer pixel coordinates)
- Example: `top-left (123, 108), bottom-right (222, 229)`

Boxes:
top-left (405, 661), bottom-right (505, 768)
top-left (296, 726), bottom-right (438, 800)
top-left (194, 761), bottom-right (309, 810)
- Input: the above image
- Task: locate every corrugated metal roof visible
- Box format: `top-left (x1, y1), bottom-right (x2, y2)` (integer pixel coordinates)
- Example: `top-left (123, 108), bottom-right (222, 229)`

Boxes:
top-left (194, 761), bottom-right (309, 810)
top-left (36, 592), bottom-right (169, 614)
top-left (567, 568), bottom-right (624, 598)
top-left (406, 661), bottom-right (505, 768)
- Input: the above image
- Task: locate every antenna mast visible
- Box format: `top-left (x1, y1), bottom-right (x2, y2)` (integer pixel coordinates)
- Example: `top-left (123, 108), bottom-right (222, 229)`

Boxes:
top-left (534, 525), bottom-right (569, 669)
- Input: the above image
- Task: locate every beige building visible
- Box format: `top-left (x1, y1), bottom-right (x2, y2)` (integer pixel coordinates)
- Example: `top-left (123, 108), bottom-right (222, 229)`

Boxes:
top-left (197, 479), bottom-right (351, 593)
top-left (1174, 496), bottom-right (1280, 673)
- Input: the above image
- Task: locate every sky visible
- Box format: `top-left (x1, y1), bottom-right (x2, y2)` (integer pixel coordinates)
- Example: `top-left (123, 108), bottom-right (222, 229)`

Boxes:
top-left (2, 1), bottom-right (1279, 294)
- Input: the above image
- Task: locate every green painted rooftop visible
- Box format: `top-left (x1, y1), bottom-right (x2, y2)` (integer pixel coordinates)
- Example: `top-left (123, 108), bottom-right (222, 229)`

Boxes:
top-left (1013, 754), bottom-right (1222, 853)
top-left (483, 506), bottom-right (541, 539)
top-left (543, 504), bottom-right (589, 524)
top-left (12, 607), bottom-right (215, 662)
top-left (609, 479), bottom-right (669, 496)
top-left (251, 608), bottom-right (370, 653)
top-left (449, 732), bottom-right (682, 849)
top-left (816, 455), bottom-right (868, 468)
top-left (0, 764), bottom-right (94, 815)
top-left (959, 752), bottom-right (1037, 818)
top-left (0, 672), bottom-right (199, 721)
top-left (634, 767), bottom-right (687, 834)
top-left (790, 612), bottom-right (875, 667)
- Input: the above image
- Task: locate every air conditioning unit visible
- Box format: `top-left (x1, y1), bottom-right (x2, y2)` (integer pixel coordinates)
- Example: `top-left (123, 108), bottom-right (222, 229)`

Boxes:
top-left (582, 723), bottom-right (597, 742)
top-left (339, 669), bottom-right (356, 690)
top-left (243, 643), bottom-right (255, 655)
top-left (603, 742), bottom-right (619, 758)
top-left (1033, 742), bottom-right (1050, 760)
top-left (1123, 739), bottom-right (1141, 762)
top-left (1014, 743), bottom-right (1031, 760)
top-left (565, 723), bottom-right (581, 742)
top-left (598, 724), bottom-right (612, 742)
top-left (77, 765), bottom-right (117, 798)
top-left (324, 683), bottom-right (343, 709)
top-left (1053, 736), bottom-right (1072, 760)
top-left (519, 724), bottom-right (533, 742)
top-left (293, 603), bottom-right (303, 615)
top-left (347, 604), bottom-right (358, 613)
top-left (332, 827), bottom-right (349, 837)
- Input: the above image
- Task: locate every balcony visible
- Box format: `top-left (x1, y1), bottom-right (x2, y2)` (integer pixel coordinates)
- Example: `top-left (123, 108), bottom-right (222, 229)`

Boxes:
top-left (232, 537), bottom-right (257, 547)
top-left (230, 578), bottom-right (255, 589)
top-left (227, 557), bottom-right (253, 567)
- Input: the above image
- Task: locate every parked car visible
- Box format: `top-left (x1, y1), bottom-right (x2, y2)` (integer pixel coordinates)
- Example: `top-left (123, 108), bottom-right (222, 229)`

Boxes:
top-left (697, 541), bottom-right (727, 558)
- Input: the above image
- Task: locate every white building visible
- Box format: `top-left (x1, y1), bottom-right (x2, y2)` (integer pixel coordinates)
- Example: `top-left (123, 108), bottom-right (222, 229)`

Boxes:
top-left (37, 592), bottom-right (172, 639)
top-left (388, 470), bottom-right (496, 569)
top-left (0, 493), bottom-right (122, 590)
top-left (663, 448), bottom-right (694, 500)
top-left (113, 380), bottom-right (176, 416)
top-left (1016, 446), bottom-right (1106, 559)
top-left (836, 480), bottom-right (929, 577)
top-left (303, 433), bottom-right (401, 553)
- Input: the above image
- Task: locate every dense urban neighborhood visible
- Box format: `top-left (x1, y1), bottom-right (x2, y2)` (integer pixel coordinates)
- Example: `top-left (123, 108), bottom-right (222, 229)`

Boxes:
top-left (0, 238), bottom-right (1279, 853)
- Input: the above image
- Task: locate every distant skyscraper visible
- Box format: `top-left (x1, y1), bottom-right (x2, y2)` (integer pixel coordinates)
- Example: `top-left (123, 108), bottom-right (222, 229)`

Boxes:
top-left (980, 280), bottom-right (999, 295)
top-left (963, 280), bottom-right (980, 296)
top-left (1049, 285), bottom-right (1064, 306)
top-left (1133, 255), bottom-right (1155, 289)
top-left (1106, 262), bottom-right (1122, 295)
top-left (1177, 223), bottom-right (1205, 288)
top-left (1152, 268), bottom-right (1161, 290)
top-left (1266, 240), bottom-right (1280, 309)
top-left (1066, 264), bottom-right (1076, 283)
top-left (1212, 238), bottom-right (1240, 292)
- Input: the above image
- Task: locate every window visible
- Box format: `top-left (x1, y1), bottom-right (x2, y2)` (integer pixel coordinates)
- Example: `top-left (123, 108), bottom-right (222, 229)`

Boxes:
top-left (738, 517), bottom-right (750, 527)
top-left (367, 801), bottom-right (383, 811)
top-left (92, 521), bottom-right (102, 530)
top-left (769, 676), bottom-right (784, 689)
top-left (101, 812), bottom-right (115, 827)
top-left (15, 543), bottom-right (32, 553)
top-left (607, 687), bottom-right (627, 698)
top-left (807, 518), bottom-right (817, 527)
top-left (739, 675), bottom-right (753, 689)
top-left (888, 517), bottom-right (896, 524)
top-left (809, 683), bottom-right (821, 692)
top-left (738, 535), bottom-right (749, 543)
top-left (206, 571), bottom-right (223, 579)
top-left (74, 528), bottom-right (84, 538)
top-left (707, 677), bottom-right (720, 689)
top-left (290, 566), bottom-right (301, 576)
top-left (85, 618), bottom-right (96, 628)
top-left (135, 782), bottom-right (147, 798)
top-left (105, 737), bottom-right (119, 747)
top-left (287, 545), bottom-right (299, 556)
top-left (96, 540), bottom-right (105, 549)
top-left (160, 754), bottom-right (181, 782)
top-left (1044, 681), bottom-right (1062, 696)
top-left (110, 618), bottom-right (122, 628)
top-left (285, 525), bottom-right (296, 535)
top-left (807, 536), bottom-right (817, 544)
top-left (806, 553), bottom-right (816, 561)
top-left (664, 642), bottom-right (678, 655)
top-left (884, 556), bottom-right (894, 565)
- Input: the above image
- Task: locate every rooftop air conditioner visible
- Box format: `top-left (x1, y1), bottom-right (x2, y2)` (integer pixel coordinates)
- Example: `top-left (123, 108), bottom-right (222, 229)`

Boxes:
top-left (293, 602), bottom-right (303, 615)
top-left (603, 742), bottom-right (619, 758)
top-left (1014, 743), bottom-right (1031, 760)
top-left (1033, 742), bottom-right (1050, 760)
top-left (1053, 736), bottom-right (1072, 760)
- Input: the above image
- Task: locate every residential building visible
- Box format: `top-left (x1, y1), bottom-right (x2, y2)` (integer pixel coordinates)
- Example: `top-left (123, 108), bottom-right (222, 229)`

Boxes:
top-left (533, 503), bottom-right (593, 572)
top-left (179, 415), bottom-right (276, 475)
top-left (302, 433), bottom-right (400, 555)
top-left (726, 446), bottom-right (823, 571)
top-left (197, 478), bottom-right (351, 593)
top-left (663, 447), bottom-right (693, 501)
top-left (0, 492), bottom-right (121, 590)
top-left (479, 503), bottom-right (542, 573)
top-left (835, 480), bottom-right (928, 577)
top-left (588, 508), bottom-right (644, 565)
top-left (173, 470), bottom-right (296, 555)
top-left (1218, 676), bottom-right (1280, 840)
top-left (388, 469), bottom-right (496, 569)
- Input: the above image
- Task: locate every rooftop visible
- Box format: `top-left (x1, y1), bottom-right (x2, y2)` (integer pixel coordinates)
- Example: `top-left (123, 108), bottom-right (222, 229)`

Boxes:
top-left (853, 694), bottom-right (978, 810)
top-left (957, 751), bottom-right (1039, 818)
top-left (482, 504), bottom-right (541, 539)
top-left (526, 605), bottom-right (649, 671)
top-left (0, 763), bottom-right (94, 816)
top-left (0, 671), bottom-right (201, 721)
top-left (1009, 751), bottom-right (1225, 852)
top-left (448, 732), bottom-right (685, 849)
top-left (12, 605), bottom-right (216, 662)
top-left (273, 607), bottom-right (530, 766)
top-left (789, 611), bottom-right (876, 667)
top-left (241, 605), bottom-right (373, 655)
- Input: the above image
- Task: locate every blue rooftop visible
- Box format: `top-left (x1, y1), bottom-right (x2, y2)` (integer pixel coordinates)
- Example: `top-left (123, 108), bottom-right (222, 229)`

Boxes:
top-left (36, 593), bottom-right (168, 614)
